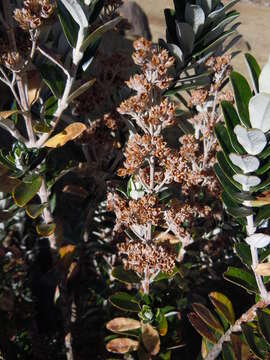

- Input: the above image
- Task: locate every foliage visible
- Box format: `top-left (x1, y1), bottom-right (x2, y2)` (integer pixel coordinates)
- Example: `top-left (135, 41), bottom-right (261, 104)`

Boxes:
top-left (1, 1), bottom-right (270, 360)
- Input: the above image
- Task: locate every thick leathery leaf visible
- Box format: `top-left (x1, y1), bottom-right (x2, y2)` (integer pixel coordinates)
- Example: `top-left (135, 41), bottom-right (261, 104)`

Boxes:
top-left (230, 71), bottom-right (252, 127)
top-left (249, 93), bottom-right (270, 133)
top-left (245, 233), bottom-right (270, 249)
top-left (188, 312), bottom-right (218, 343)
top-left (106, 338), bottom-right (139, 354)
top-left (192, 303), bottom-right (224, 333)
top-left (259, 55), bottom-right (270, 94)
top-left (106, 317), bottom-right (140, 333)
top-left (224, 267), bottom-right (258, 293)
top-left (112, 266), bottom-right (140, 284)
top-left (234, 125), bottom-right (267, 155)
top-left (257, 309), bottom-right (270, 346)
top-left (229, 153), bottom-right (259, 174)
top-left (245, 53), bottom-right (261, 94)
top-left (12, 176), bottom-right (42, 207)
top-left (109, 292), bottom-right (140, 312)
top-left (209, 292), bottom-right (235, 325)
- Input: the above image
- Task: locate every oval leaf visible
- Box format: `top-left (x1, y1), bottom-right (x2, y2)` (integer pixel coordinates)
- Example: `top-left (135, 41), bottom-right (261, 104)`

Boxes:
top-left (255, 263), bottom-right (270, 276)
top-left (209, 292), bottom-right (235, 325)
top-left (112, 266), bottom-right (140, 284)
top-left (249, 93), bottom-right (270, 133)
top-left (234, 125), bottom-right (267, 155)
top-left (109, 292), bottom-right (140, 313)
top-left (141, 323), bottom-right (160, 356)
top-left (245, 233), bottom-right (270, 249)
top-left (257, 309), bottom-right (270, 345)
top-left (25, 203), bottom-right (47, 219)
top-left (44, 123), bottom-right (86, 148)
top-left (106, 317), bottom-right (140, 333)
top-left (188, 312), bottom-right (218, 343)
top-left (36, 223), bottom-right (56, 236)
top-left (229, 153), bottom-right (260, 174)
top-left (13, 176), bottom-right (42, 207)
top-left (106, 338), bottom-right (139, 354)
top-left (192, 303), bottom-right (224, 333)
top-left (259, 55), bottom-right (270, 94)
top-left (233, 174), bottom-right (261, 189)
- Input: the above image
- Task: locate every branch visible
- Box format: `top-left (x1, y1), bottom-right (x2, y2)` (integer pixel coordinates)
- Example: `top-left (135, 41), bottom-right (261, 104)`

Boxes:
top-left (205, 299), bottom-right (270, 360)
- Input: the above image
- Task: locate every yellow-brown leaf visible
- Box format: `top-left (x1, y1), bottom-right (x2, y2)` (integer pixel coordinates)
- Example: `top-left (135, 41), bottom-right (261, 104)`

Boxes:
top-left (106, 338), bottom-right (139, 354)
top-left (106, 317), bottom-right (141, 333)
top-left (44, 123), bottom-right (86, 148)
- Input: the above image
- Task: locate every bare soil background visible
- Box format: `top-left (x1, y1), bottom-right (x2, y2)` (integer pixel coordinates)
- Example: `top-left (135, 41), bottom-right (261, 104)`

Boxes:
top-left (135, 0), bottom-right (270, 75)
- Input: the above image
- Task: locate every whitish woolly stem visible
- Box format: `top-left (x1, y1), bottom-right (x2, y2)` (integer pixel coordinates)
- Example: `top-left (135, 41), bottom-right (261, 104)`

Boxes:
top-left (246, 214), bottom-right (269, 301)
top-left (38, 178), bottom-right (57, 249)
top-left (205, 299), bottom-right (270, 360)
top-left (142, 266), bottom-right (150, 295)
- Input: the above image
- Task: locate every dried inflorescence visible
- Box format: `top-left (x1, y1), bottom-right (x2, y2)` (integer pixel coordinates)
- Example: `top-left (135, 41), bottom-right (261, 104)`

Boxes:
top-left (118, 38), bottom-right (175, 134)
top-left (107, 193), bottom-right (163, 232)
top-left (13, 0), bottom-right (55, 31)
top-left (117, 240), bottom-right (176, 275)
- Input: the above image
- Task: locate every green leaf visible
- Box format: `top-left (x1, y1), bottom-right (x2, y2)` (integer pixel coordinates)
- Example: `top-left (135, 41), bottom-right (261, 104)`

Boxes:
top-left (112, 266), bottom-right (140, 284)
top-left (255, 205), bottom-right (270, 226)
top-left (67, 79), bottom-right (96, 102)
top-left (12, 176), bottom-right (42, 207)
top-left (241, 323), bottom-right (267, 359)
top-left (214, 123), bottom-right (239, 172)
top-left (36, 223), bottom-right (56, 236)
top-left (25, 203), bottom-right (47, 219)
top-left (222, 342), bottom-right (236, 360)
top-left (44, 96), bottom-right (58, 125)
top-left (88, 0), bottom-right (104, 23)
top-left (257, 309), bottom-right (270, 346)
top-left (188, 312), bottom-right (218, 344)
top-left (39, 63), bottom-right (65, 99)
top-left (109, 292), bottom-right (141, 313)
top-left (221, 101), bottom-right (245, 154)
top-left (80, 17), bottom-right (122, 52)
top-left (214, 164), bottom-right (252, 204)
top-left (192, 303), bottom-right (224, 333)
top-left (209, 292), bottom-right (235, 325)
top-left (224, 267), bottom-right (258, 293)
top-left (57, 0), bottom-right (79, 47)
top-left (244, 53), bottom-right (261, 94)
top-left (230, 71), bottom-right (252, 127)
top-left (216, 152), bottom-right (241, 190)
top-left (221, 191), bottom-right (253, 218)
top-left (235, 243), bottom-right (252, 267)
top-left (193, 29), bottom-right (235, 57)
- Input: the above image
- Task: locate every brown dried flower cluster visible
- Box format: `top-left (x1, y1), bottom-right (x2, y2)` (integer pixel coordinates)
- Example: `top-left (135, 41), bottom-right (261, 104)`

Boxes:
top-left (13, 0), bottom-right (55, 31)
top-left (206, 55), bottom-right (232, 92)
top-left (107, 193), bottom-right (163, 232)
top-left (117, 240), bottom-right (176, 275)
top-left (118, 38), bottom-right (175, 134)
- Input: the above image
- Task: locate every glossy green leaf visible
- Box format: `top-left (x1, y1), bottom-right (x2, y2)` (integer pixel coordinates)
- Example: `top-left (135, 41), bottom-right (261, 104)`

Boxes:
top-left (39, 63), bottom-right (65, 99)
top-left (257, 309), bottom-right (270, 346)
top-left (221, 191), bottom-right (253, 218)
top-left (25, 203), bottom-right (47, 219)
top-left (222, 342), bottom-right (236, 360)
top-left (244, 53), bottom-right (261, 94)
top-left (235, 243), bottom-right (252, 267)
top-left (188, 312), bottom-right (218, 343)
top-left (192, 303), bottom-right (224, 333)
top-left (214, 164), bottom-right (252, 204)
top-left (230, 71), bottom-right (252, 127)
top-left (36, 223), bottom-right (56, 236)
top-left (221, 101), bottom-right (245, 154)
top-left (80, 17), bottom-right (122, 52)
top-left (112, 266), bottom-right (140, 284)
top-left (209, 292), bottom-right (235, 325)
top-left (224, 267), bottom-right (258, 293)
top-left (241, 323), bottom-right (267, 359)
top-left (57, 0), bottom-right (79, 47)
top-left (109, 292), bottom-right (140, 313)
top-left (255, 205), bottom-right (270, 226)
top-left (44, 96), bottom-right (58, 125)
top-left (12, 176), bottom-right (42, 207)
top-left (88, 0), bottom-right (104, 24)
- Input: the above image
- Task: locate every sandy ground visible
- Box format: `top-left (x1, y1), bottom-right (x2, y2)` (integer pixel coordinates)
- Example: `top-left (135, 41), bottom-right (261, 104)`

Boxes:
top-left (135, 0), bottom-right (270, 76)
